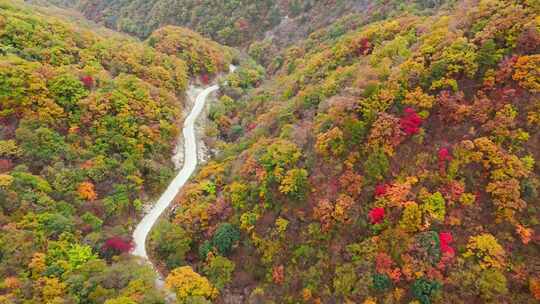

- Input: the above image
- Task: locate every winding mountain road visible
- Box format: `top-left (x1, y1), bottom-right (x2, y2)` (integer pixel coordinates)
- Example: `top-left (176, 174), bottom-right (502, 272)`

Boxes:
top-left (131, 66), bottom-right (235, 299)
top-left (131, 83), bottom-right (219, 259)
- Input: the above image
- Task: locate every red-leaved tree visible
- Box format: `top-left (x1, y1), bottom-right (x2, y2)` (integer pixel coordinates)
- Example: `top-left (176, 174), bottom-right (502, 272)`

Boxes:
top-left (369, 207), bottom-right (385, 224)
top-left (438, 147), bottom-right (452, 175)
top-left (375, 184), bottom-right (388, 197)
top-left (0, 159), bottom-right (13, 173)
top-left (102, 237), bottom-right (133, 256)
top-left (355, 38), bottom-right (373, 56)
top-left (201, 74), bottom-right (210, 85)
top-left (80, 75), bottom-right (94, 89)
top-left (400, 108), bottom-right (423, 135)
top-left (439, 231), bottom-right (454, 256)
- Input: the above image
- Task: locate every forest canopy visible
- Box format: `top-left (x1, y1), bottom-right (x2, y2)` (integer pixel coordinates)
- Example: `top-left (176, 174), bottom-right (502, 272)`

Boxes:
top-left (0, 1), bottom-right (229, 302)
top-left (1, 0), bottom-right (540, 303)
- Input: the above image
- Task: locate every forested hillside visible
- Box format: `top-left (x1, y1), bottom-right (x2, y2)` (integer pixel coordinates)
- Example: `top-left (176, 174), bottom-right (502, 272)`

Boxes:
top-left (28, 0), bottom-right (444, 47)
top-left (2, 0), bottom-right (540, 303)
top-left (153, 0), bottom-right (540, 302)
top-left (0, 1), bottom-right (230, 302)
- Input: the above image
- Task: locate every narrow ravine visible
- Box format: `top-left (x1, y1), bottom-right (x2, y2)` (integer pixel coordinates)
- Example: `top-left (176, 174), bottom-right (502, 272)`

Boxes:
top-left (131, 66), bottom-right (235, 296)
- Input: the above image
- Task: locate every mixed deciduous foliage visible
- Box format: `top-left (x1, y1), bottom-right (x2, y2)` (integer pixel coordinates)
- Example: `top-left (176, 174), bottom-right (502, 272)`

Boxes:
top-left (153, 0), bottom-right (540, 302)
top-left (44, 0), bottom-right (393, 49)
top-left (147, 26), bottom-right (233, 76)
top-left (0, 1), bottom-right (229, 303)
top-left (2, 0), bottom-right (540, 302)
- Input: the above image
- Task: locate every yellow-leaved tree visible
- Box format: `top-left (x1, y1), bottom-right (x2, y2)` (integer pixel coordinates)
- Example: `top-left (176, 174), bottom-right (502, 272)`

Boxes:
top-left (165, 266), bottom-right (217, 303)
top-left (464, 233), bottom-right (506, 269)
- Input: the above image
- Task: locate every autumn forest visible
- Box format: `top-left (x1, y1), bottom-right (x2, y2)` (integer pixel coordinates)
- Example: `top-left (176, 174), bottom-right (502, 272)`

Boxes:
top-left (0, 0), bottom-right (539, 303)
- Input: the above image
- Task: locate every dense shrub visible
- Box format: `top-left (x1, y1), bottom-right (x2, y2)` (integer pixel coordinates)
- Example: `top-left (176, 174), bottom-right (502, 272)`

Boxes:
top-left (372, 273), bottom-right (392, 291)
top-left (412, 278), bottom-right (441, 304)
top-left (363, 148), bottom-right (390, 182)
top-left (211, 223), bottom-right (240, 256)
top-left (150, 221), bottom-right (192, 269)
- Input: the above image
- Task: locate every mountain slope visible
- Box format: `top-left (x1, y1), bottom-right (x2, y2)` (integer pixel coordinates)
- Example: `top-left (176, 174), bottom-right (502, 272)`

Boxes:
top-left (29, 0), bottom-right (447, 48)
top-left (2, 0), bottom-right (540, 303)
top-left (155, 0), bottom-right (540, 302)
top-left (0, 1), bottom-right (230, 302)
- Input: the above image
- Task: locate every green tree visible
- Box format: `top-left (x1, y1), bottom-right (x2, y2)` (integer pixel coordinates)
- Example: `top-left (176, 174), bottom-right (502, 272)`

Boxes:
top-left (199, 241), bottom-right (213, 260)
top-left (279, 168), bottom-right (309, 200)
top-left (372, 273), bottom-right (392, 291)
top-left (422, 192), bottom-right (446, 221)
top-left (363, 148), bottom-right (390, 182)
top-left (477, 268), bottom-right (508, 301)
top-left (258, 139), bottom-right (302, 182)
top-left (412, 278), bottom-right (441, 304)
top-left (37, 213), bottom-right (74, 238)
top-left (48, 74), bottom-right (88, 111)
top-left (211, 223), bottom-right (240, 256)
top-left (203, 255), bottom-right (235, 290)
top-left (476, 39), bottom-right (503, 74)
top-left (333, 263), bottom-right (357, 296)
top-left (150, 221), bottom-right (192, 269)
top-left (16, 125), bottom-right (66, 163)
top-left (81, 212), bottom-right (103, 231)
top-left (66, 244), bottom-right (97, 270)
